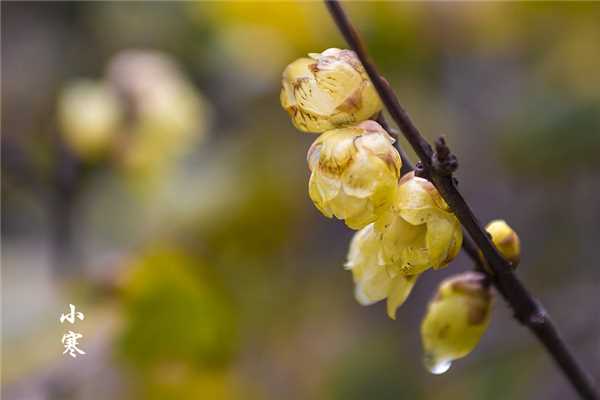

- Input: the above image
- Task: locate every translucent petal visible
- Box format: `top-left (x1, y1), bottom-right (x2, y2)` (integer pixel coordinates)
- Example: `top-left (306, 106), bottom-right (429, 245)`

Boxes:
top-left (446, 219), bottom-right (463, 266)
top-left (345, 225), bottom-right (391, 305)
top-left (282, 57), bottom-right (315, 82)
top-left (426, 216), bottom-right (455, 268)
top-left (396, 177), bottom-right (436, 211)
top-left (386, 274), bottom-right (418, 319)
top-left (344, 201), bottom-right (376, 230)
top-left (355, 264), bottom-right (393, 305)
top-left (399, 237), bottom-right (430, 275)
top-left (345, 224), bottom-right (378, 272)
top-left (341, 152), bottom-right (384, 199)
top-left (314, 61), bottom-right (363, 110)
top-left (399, 207), bottom-right (440, 226)
top-left (306, 143), bottom-right (321, 172)
top-left (379, 214), bottom-right (424, 266)
top-left (314, 172), bottom-right (341, 202)
top-left (327, 190), bottom-right (373, 229)
top-left (308, 173), bottom-right (332, 218)
top-left (294, 77), bottom-right (336, 116)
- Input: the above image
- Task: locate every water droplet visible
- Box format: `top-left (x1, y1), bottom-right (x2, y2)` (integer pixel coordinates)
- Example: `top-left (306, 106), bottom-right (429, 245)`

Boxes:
top-left (424, 352), bottom-right (452, 375)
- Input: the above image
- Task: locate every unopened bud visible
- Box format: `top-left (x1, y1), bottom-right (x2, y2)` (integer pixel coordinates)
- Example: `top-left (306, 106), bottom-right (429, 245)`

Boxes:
top-left (485, 219), bottom-right (521, 266)
top-left (421, 272), bottom-right (493, 374)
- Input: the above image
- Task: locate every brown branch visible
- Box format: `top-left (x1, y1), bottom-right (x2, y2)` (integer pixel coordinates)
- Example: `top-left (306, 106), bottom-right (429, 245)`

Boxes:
top-left (376, 113), bottom-right (487, 276)
top-left (325, 1), bottom-right (599, 399)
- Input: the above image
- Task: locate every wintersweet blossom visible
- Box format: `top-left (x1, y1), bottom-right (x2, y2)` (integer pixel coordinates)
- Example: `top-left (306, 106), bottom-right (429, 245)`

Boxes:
top-left (307, 120), bottom-right (401, 229)
top-left (281, 48), bottom-right (382, 133)
top-left (375, 172), bottom-right (462, 275)
top-left (345, 223), bottom-right (418, 319)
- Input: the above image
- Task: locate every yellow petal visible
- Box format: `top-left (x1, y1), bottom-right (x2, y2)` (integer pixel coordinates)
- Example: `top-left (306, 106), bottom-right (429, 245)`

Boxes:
top-left (308, 173), bottom-right (332, 218)
top-left (344, 204), bottom-right (376, 230)
top-left (346, 224), bottom-right (391, 305)
top-left (426, 215), bottom-right (455, 268)
top-left (355, 264), bottom-right (392, 306)
top-left (386, 274), bottom-right (418, 320)
top-left (313, 171), bottom-right (342, 202)
top-left (341, 152), bottom-right (387, 199)
top-left (378, 213), bottom-right (423, 266)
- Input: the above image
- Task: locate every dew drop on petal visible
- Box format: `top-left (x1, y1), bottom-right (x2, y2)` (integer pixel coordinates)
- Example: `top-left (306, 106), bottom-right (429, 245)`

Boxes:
top-left (424, 352), bottom-right (452, 375)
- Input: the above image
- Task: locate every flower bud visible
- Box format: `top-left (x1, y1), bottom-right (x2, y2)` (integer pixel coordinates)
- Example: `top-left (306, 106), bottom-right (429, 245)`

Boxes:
top-left (485, 219), bottom-right (521, 266)
top-left (375, 172), bottom-right (462, 275)
top-left (281, 48), bottom-right (382, 133)
top-left (421, 272), bottom-right (493, 374)
top-left (308, 121), bottom-right (402, 230)
top-left (345, 223), bottom-right (418, 319)
top-left (58, 80), bottom-right (122, 160)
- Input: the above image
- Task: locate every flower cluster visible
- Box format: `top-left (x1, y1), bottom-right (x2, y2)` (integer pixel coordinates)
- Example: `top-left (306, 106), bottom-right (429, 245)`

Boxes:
top-left (58, 50), bottom-right (210, 179)
top-left (281, 49), bottom-right (521, 373)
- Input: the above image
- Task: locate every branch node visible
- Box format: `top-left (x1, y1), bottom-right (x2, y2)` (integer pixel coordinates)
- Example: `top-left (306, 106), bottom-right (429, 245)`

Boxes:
top-left (414, 161), bottom-right (429, 179)
top-left (432, 136), bottom-right (458, 176)
top-left (528, 308), bottom-right (549, 327)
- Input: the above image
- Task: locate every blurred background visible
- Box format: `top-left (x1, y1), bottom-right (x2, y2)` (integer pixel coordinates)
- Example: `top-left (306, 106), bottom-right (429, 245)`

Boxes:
top-left (2, 2), bottom-right (600, 399)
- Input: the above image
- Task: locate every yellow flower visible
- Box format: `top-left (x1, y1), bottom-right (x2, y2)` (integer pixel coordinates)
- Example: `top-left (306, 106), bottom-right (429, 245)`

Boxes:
top-left (308, 121), bottom-right (402, 229)
top-left (58, 80), bottom-right (122, 161)
top-left (421, 272), bottom-right (493, 374)
top-left (280, 48), bottom-right (382, 133)
top-left (345, 223), bottom-right (418, 319)
top-left (485, 219), bottom-right (521, 266)
top-left (106, 50), bottom-right (210, 178)
top-left (375, 172), bottom-right (462, 275)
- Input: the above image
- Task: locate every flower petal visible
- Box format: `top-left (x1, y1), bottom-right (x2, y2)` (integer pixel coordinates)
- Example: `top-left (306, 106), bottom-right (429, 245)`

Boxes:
top-left (386, 274), bottom-right (418, 320)
top-left (426, 216), bottom-right (455, 268)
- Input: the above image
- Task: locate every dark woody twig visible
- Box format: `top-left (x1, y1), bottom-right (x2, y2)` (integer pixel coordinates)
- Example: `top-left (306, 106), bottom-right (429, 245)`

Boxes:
top-left (326, 1), bottom-right (598, 399)
top-left (376, 113), bottom-right (486, 277)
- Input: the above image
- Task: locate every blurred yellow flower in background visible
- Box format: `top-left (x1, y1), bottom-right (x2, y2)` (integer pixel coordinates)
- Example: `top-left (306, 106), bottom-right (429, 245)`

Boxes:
top-left (58, 79), bottom-right (123, 161)
top-left (57, 49), bottom-right (211, 190)
top-left (106, 50), bottom-right (210, 178)
top-left (307, 120), bottom-right (401, 229)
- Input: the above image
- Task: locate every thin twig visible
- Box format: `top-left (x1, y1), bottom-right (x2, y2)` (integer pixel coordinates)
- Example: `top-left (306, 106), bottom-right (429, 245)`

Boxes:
top-left (325, 1), bottom-right (598, 399)
top-left (377, 112), bottom-right (486, 275)
top-left (375, 113), bottom-right (413, 175)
